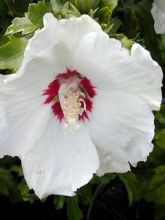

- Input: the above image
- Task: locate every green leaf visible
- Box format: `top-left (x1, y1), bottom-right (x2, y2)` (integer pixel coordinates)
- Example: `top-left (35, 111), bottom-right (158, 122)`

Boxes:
top-left (96, 0), bottom-right (118, 23)
top-left (78, 184), bottom-right (93, 205)
top-left (67, 196), bottom-right (83, 220)
top-left (0, 181), bottom-right (9, 196)
top-left (158, 35), bottom-right (165, 62)
top-left (145, 166), bottom-right (165, 206)
top-left (156, 105), bottom-right (165, 126)
top-left (96, 6), bottom-right (112, 22)
top-left (19, 179), bottom-right (37, 203)
top-left (10, 165), bottom-right (24, 177)
top-left (148, 145), bottom-right (165, 167)
top-left (27, 2), bottom-right (50, 28)
top-left (0, 167), bottom-right (20, 202)
top-left (108, 17), bottom-right (121, 34)
top-left (50, 0), bottom-right (68, 10)
top-left (0, 37), bottom-right (27, 71)
top-left (155, 130), bottom-right (165, 149)
top-left (54, 195), bottom-right (66, 209)
top-left (99, 0), bottom-right (118, 10)
top-left (70, 0), bottom-right (100, 13)
top-left (5, 16), bottom-right (36, 35)
top-left (119, 173), bottom-right (137, 204)
top-left (69, 3), bottom-right (81, 16)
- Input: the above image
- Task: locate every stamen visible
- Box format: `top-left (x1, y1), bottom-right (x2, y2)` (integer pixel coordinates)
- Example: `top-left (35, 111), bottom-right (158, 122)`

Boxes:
top-left (59, 83), bottom-right (86, 131)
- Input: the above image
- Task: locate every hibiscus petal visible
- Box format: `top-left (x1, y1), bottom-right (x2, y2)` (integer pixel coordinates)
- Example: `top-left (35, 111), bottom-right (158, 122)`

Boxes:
top-left (24, 13), bottom-right (102, 61)
top-left (5, 14), bottom-right (103, 91)
top-left (21, 117), bottom-right (99, 198)
top-left (4, 57), bottom-right (63, 92)
top-left (0, 90), bottom-right (51, 157)
top-left (73, 32), bottom-right (162, 111)
top-left (85, 92), bottom-right (154, 174)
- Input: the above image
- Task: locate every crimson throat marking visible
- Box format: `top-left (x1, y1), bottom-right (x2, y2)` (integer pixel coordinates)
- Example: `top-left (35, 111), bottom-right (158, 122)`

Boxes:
top-left (43, 69), bottom-right (96, 130)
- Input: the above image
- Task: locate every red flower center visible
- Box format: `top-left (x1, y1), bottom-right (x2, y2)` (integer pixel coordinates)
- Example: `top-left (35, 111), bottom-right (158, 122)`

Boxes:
top-left (43, 69), bottom-right (96, 129)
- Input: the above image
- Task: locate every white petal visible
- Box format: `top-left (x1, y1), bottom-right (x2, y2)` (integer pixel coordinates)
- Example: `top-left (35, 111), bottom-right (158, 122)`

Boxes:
top-left (129, 43), bottom-right (162, 110)
top-left (95, 149), bottom-right (131, 175)
top-left (21, 119), bottom-right (99, 198)
top-left (0, 15), bottom-right (102, 197)
top-left (85, 92), bottom-right (154, 174)
top-left (24, 13), bottom-right (58, 62)
top-left (17, 13), bottom-right (102, 72)
top-left (5, 14), bottom-right (103, 91)
top-left (151, 0), bottom-right (165, 34)
top-left (0, 101), bottom-right (7, 152)
top-left (57, 14), bottom-right (102, 53)
top-left (73, 32), bottom-right (162, 111)
top-left (5, 47), bottom-right (68, 92)
top-left (24, 13), bottom-right (102, 62)
top-left (0, 89), bottom-right (51, 157)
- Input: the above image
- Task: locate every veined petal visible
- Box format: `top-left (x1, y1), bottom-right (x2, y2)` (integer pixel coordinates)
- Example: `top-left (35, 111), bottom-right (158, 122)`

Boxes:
top-left (73, 32), bottom-right (162, 111)
top-left (25, 13), bottom-right (102, 61)
top-left (0, 89), bottom-right (51, 157)
top-left (5, 45), bottom-right (70, 92)
top-left (5, 13), bottom-right (103, 91)
top-left (151, 0), bottom-right (165, 34)
top-left (21, 118), bottom-right (99, 199)
top-left (85, 92), bottom-right (155, 174)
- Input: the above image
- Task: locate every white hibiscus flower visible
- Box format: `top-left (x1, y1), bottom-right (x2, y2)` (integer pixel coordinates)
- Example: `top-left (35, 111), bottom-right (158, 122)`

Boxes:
top-left (0, 13), bottom-right (163, 199)
top-left (151, 0), bottom-right (165, 34)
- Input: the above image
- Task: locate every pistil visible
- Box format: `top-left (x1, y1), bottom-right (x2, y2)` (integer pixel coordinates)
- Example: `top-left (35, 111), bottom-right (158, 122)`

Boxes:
top-left (59, 83), bottom-right (86, 131)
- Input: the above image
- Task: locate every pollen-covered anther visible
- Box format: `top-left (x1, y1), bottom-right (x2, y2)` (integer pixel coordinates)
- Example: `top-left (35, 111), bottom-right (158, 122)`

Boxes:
top-left (60, 84), bottom-right (86, 131)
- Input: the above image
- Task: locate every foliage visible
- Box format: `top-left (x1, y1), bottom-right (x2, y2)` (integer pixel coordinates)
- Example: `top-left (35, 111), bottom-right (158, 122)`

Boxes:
top-left (0, 37), bottom-right (27, 71)
top-left (0, 0), bottom-right (164, 220)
